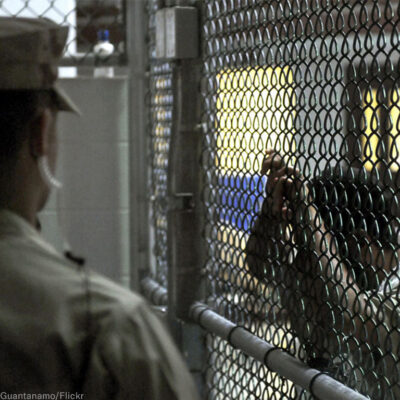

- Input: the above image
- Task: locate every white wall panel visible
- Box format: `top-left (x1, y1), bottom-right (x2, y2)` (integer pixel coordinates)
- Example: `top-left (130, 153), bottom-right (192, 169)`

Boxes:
top-left (39, 77), bottom-right (130, 285)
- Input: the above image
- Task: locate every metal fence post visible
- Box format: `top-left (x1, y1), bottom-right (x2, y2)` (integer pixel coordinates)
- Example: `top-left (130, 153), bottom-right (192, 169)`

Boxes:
top-left (167, 55), bottom-right (206, 397)
top-left (126, 0), bottom-right (150, 291)
top-left (167, 58), bottom-right (204, 321)
top-left (155, 3), bottom-right (206, 393)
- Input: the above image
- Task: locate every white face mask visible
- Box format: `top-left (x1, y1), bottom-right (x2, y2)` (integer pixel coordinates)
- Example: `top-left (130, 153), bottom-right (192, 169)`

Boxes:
top-left (37, 155), bottom-right (62, 190)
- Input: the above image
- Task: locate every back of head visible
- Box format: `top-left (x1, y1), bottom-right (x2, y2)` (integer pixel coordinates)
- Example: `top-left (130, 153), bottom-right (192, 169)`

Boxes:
top-left (0, 90), bottom-right (54, 165)
top-left (0, 17), bottom-right (80, 165)
top-left (310, 167), bottom-right (399, 248)
top-left (310, 167), bottom-right (399, 289)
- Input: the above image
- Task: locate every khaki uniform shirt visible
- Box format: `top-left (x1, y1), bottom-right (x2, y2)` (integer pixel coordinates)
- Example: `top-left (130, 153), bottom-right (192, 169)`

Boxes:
top-left (0, 210), bottom-right (199, 399)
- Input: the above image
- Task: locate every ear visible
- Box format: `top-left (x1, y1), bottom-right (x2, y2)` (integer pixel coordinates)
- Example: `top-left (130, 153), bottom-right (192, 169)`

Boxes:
top-left (29, 108), bottom-right (54, 158)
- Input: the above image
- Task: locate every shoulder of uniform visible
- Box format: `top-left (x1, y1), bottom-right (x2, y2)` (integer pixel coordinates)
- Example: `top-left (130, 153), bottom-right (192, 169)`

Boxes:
top-left (87, 270), bottom-right (149, 321)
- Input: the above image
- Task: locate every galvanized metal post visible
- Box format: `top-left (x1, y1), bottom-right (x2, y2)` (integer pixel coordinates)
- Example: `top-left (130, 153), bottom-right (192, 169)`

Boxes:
top-left (167, 55), bottom-right (206, 398)
top-left (126, 0), bottom-right (150, 291)
top-left (167, 57), bottom-right (204, 321)
top-left (153, 2), bottom-right (206, 394)
top-left (151, 0), bottom-right (203, 322)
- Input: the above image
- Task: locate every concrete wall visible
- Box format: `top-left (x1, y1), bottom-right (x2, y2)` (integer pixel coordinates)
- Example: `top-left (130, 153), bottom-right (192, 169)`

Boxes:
top-left (39, 76), bottom-right (131, 286)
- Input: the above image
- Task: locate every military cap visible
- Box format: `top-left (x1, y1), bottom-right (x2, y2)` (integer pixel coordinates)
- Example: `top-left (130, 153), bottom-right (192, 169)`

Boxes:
top-left (0, 17), bottom-right (80, 114)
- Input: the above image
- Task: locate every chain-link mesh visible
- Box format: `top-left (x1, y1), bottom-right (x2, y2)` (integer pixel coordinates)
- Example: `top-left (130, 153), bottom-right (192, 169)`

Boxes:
top-left (201, 1), bottom-right (400, 398)
top-left (148, 0), bottom-right (173, 286)
top-left (0, 0), bottom-right (126, 65)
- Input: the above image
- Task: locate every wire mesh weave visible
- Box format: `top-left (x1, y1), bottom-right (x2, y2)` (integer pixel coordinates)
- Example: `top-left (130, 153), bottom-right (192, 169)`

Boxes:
top-left (148, 0), bottom-right (173, 285)
top-left (201, 1), bottom-right (400, 399)
top-left (0, 0), bottom-right (126, 65)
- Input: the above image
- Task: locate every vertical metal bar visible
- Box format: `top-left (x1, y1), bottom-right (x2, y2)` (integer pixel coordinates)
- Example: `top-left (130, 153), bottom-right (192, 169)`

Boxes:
top-left (167, 56), bottom-right (205, 396)
top-left (126, 0), bottom-right (150, 291)
top-left (150, 2), bottom-right (205, 393)
top-left (167, 58), bottom-right (204, 321)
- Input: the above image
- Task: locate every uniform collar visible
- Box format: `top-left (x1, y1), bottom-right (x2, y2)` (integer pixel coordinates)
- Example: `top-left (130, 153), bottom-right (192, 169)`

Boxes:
top-left (0, 208), bottom-right (67, 263)
top-left (0, 209), bottom-right (41, 238)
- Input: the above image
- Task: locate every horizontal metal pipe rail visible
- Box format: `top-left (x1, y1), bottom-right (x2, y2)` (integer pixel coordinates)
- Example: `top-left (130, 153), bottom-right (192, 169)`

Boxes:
top-left (140, 279), bottom-right (367, 400)
top-left (190, 302), bottom-right (368, 400)
top-left (141, 277), bottom-right (168, 306)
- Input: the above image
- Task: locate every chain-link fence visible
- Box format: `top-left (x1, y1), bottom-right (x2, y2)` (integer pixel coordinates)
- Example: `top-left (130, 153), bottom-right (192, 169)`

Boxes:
top-left (147, 0), bottom-right (174, 286)
top-left (12, 0), bottom-right (400, 398)
top-left (15, 0), bottom-right (398, 398)
top-left (199, 0), bottom-right (400, 399)
top-left (0, 0), bottom-right (127, 65)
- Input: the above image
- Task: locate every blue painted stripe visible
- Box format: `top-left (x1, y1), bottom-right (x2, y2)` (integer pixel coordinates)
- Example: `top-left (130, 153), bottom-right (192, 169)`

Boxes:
top-left (217, 173), bottom-right (267, 231)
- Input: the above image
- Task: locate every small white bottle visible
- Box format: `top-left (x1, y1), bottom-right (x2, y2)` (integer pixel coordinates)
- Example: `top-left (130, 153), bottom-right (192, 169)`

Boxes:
top-left (93, 29), bottom-right (115, 78)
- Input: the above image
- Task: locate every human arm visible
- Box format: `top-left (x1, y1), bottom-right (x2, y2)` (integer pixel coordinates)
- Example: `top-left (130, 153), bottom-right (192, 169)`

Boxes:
top-left (245, 154), bottom-right (294, 282)
top-left (252, 151), bottom-right (381, 350)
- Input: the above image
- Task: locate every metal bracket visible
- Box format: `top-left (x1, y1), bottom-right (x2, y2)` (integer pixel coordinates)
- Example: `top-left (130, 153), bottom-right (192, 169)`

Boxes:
top-left (156, 6), bottom-right (199, 60)
top-left (168, 192), bottom-right (195, 211)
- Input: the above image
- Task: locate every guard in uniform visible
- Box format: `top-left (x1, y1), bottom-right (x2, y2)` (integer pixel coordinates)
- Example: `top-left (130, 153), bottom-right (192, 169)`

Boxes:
top-left (0, 17), bottom-right (199, 399)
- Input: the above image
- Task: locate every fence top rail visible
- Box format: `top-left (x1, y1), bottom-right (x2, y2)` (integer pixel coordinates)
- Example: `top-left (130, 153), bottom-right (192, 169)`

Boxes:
top-left (190, 302), bottom-right (369, 400)
top-left (140, 280), bottom-right (369, 399)
top-left (141, 277), bottom-right (168, 306)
